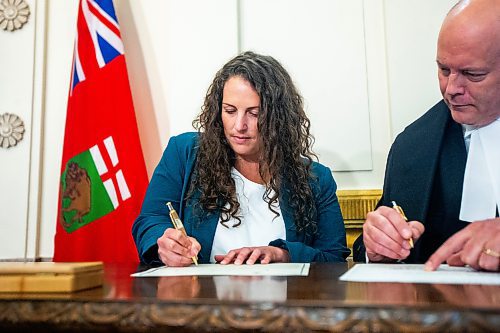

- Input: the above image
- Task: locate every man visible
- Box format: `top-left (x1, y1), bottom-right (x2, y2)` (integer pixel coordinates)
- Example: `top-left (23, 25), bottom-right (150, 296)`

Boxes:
top-left (353, 0), bottom-right (500, 272)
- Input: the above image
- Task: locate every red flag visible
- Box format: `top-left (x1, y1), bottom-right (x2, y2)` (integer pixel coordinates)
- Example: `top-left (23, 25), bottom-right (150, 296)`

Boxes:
top-left (54, 0), bottom-right (147, 263)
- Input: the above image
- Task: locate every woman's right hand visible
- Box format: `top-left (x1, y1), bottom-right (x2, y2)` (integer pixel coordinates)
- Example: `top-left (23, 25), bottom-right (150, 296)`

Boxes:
top-left (157, 228), bottom-right (201, 267)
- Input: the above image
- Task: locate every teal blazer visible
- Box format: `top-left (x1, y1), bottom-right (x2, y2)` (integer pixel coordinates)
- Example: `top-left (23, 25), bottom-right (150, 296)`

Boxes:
top-left (133, 132), bottom-right (350, 264)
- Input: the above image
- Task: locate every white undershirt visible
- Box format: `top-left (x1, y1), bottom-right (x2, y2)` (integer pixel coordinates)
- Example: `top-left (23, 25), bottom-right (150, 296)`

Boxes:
top-left (460, 119), bottom-right (500, 222)
top-left (209, 168), bottom-right (286, 263)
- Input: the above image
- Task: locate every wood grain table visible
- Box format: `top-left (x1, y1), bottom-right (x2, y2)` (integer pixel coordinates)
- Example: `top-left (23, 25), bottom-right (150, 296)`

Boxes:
top-left (0, 263), bottom-right (498, 332)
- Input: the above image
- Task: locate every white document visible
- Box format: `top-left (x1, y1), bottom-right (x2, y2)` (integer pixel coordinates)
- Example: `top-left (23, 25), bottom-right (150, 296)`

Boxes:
top-left (339, 264), bottom-right (500, 285)
top-left (132, 263), bottom-right (310, 277)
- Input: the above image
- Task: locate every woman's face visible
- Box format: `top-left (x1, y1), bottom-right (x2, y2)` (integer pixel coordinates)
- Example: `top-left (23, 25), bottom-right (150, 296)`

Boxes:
top-left (221, 76), bottom-right (261, 162)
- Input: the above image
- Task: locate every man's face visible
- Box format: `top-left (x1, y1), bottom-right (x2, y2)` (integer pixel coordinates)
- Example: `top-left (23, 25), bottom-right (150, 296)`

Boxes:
top-left (437, 21), bottom-right (500, 126)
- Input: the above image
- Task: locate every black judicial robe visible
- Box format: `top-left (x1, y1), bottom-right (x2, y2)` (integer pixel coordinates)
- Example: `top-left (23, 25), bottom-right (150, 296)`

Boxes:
top-left (353, 100), bottom-right (469, 263)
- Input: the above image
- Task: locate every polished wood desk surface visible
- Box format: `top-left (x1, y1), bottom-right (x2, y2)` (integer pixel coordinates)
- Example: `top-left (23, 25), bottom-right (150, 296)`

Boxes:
top-left (0, 263), bottom-right (499, 332)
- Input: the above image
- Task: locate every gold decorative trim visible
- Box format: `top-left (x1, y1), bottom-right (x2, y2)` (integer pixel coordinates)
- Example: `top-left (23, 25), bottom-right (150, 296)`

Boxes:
top-left (337, 189), bottom-right (382, 221)
top-left (337, 189), bottom-right (382, 251)
top-left (0, 0), bottom-right (30, 32)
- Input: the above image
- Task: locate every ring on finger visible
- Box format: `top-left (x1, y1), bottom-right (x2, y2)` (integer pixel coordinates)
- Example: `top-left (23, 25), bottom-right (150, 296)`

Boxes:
top-left (483, 248), bottom-right (500, 258)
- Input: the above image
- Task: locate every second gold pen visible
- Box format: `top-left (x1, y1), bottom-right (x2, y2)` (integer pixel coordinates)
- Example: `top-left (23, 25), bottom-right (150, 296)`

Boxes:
top-left (166, 202), bottom-right (199, 266)
top-left (391, 201), bottom-right (414, 249)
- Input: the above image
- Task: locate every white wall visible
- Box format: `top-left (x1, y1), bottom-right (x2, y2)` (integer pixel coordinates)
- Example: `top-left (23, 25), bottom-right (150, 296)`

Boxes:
top-left (384, 0), bottom-right (457, 137)
top-left (0, 0), bottom-right (457, 260)
top-left (0, 0), bottom-right (45, 260)
top-left (241, 0), bottom-right (373, 173)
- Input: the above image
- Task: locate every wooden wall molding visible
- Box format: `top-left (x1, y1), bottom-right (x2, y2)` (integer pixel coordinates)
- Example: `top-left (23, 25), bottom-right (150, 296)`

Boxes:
top-left (337, 189), bottom-right (382, 221)
top-left (337, 189), bottom-right (382, 252)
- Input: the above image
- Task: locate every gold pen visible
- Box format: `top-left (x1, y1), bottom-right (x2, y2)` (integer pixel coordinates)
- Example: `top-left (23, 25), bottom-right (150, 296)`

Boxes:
top-left (391, 201), bottom-right (414, 248)
top-left (166, 202), bottom-right (198, 266)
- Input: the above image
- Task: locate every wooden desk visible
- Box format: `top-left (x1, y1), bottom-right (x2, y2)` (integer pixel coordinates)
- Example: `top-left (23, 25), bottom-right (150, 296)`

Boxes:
top-left (0, 263), bottom-right (498, 332)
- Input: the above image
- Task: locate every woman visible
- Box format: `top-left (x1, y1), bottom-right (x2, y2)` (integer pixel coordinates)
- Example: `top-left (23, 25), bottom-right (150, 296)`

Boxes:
top-left (132, 51), bottom-right (349, 266)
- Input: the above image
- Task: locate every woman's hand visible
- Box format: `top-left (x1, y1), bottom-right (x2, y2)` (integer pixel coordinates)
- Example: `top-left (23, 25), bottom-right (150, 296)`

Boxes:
top-left (214, 246), bottom-right (290, 265)
top-left (157, 228), bottom-right (201, 267)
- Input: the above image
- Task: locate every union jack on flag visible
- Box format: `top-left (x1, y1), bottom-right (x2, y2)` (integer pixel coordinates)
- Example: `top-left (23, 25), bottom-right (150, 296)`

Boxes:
top-left (55, 0), bottom-right (148, 263)
top-left (70, 0), bottom-right (124, 93)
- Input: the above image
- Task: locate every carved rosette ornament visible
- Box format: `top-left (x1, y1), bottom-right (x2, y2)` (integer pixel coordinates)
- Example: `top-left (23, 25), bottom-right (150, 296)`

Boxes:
top-left (0, 0), bottom-right (30, 32)
top-left (0, 113), bottom-right (25, 148)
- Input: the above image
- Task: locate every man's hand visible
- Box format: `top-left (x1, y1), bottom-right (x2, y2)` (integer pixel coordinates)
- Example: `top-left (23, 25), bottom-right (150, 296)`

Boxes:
top-left (363, 206), bottom-right (425, 262)
top-left (425, 219), bottom-right (500, 271)
top-left (214, 246), bottom-right (290, 265)
top-left (157, 228), bottom-right (201, 267)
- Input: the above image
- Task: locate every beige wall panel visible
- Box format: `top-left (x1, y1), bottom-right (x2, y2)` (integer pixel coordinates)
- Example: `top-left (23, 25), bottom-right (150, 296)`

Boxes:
top-left (0, 0), bottom-right (37, 259)
top-left (384, 0), bottom-right (458, 138)
top-left (241, 0), bottom-right (373, 172)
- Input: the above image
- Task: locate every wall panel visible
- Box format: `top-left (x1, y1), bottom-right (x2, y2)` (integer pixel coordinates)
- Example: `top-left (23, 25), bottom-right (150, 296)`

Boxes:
top-left (0, 0), bottom-right (38, 260)
top-left (241, 0), bottom-right (372, 172)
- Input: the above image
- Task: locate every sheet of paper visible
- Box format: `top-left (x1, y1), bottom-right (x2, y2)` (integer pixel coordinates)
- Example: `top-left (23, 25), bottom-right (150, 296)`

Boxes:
top-left (339, 264), bottom-right (500, 285)
top-left (132, 263), bottom-right (310, 277)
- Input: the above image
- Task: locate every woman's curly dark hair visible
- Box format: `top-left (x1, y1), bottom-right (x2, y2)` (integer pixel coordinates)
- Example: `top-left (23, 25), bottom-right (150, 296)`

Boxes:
top-left (189, 51), bottom-right (318, 234)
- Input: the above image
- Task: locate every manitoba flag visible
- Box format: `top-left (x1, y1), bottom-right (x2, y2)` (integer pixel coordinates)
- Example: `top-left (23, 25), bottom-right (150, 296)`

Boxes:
top-left (54, 0), bottom-right (148, 263)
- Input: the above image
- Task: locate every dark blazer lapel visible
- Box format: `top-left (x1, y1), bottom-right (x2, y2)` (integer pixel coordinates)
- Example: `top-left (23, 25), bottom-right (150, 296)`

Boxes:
top-left (179, 136), bottom-right (199, 221)
top-left (415, 103), bottom-right (451, 222)
top-left (183, 184), bottom-right (219, 263)
top-left (179, 135), bottom-right (219, 263)
top-left (434, 118), bottom-right (467, 221)
top-left (279, 186), bottom-right (302, 242)
top-left (390, 101), bottom-right (451, 222)
top-left (190, 210), bottom-right (219, 263)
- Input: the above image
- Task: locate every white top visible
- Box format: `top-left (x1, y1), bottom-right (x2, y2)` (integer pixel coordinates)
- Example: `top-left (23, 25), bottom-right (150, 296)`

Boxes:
top-left (460, 118), bottom-right (500, 222)
top-left (209, 168), bottom-right (286, 263)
